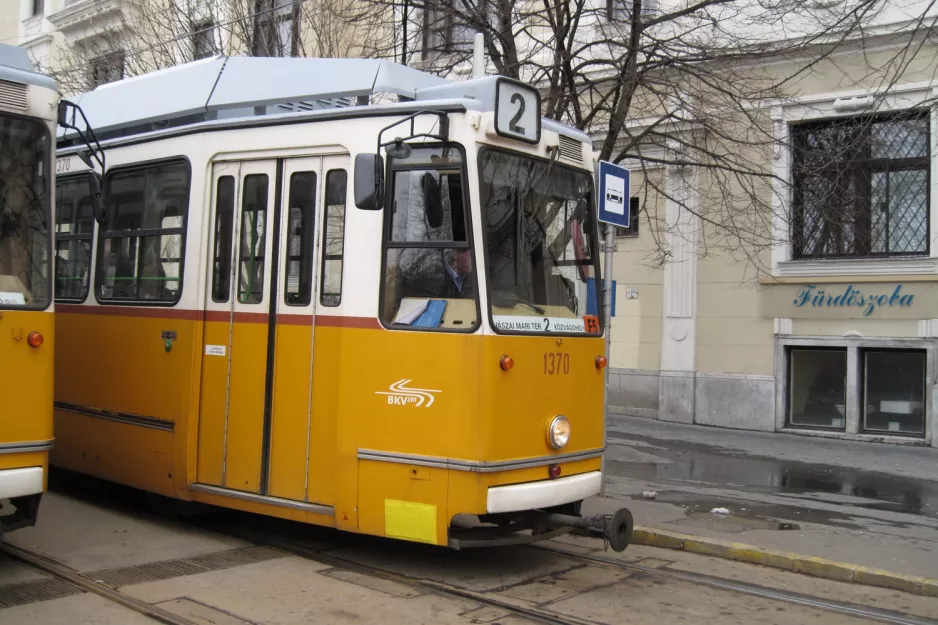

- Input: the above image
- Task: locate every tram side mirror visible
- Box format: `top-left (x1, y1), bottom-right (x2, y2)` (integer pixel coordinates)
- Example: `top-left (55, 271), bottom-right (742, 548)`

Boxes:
top-left (87, 171), bottom-right (107, 225)
top-left (422, 173), bottom-right (443, 229)
top-left (354, 153), bottom-right (384, 211)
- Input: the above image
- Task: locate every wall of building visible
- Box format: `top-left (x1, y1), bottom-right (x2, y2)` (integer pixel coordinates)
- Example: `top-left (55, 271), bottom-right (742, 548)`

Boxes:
top-left (608, 35), bottom-right (938, 446)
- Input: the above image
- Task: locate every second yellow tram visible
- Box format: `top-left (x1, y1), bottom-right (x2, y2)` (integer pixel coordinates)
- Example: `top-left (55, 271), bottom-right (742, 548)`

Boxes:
top-left (51, 56), bottom-right (632, 550)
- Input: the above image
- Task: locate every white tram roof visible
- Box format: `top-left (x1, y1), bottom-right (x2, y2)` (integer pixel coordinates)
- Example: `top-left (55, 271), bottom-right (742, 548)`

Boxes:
top-left (57, 55), bottom-right (592, 147)
top-left (0, 43), bottom-right (56, 91)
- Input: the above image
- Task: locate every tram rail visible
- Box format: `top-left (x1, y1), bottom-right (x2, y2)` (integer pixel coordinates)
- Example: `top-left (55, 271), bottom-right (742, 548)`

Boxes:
top-left (201, 517), bottom-right (938, 625)
top-left (2, 508), bottom-right (935, 625)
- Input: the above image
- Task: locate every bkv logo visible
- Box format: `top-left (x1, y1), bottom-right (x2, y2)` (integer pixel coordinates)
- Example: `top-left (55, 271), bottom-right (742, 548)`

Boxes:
top-left (375, 379), bottom-right (441, 407)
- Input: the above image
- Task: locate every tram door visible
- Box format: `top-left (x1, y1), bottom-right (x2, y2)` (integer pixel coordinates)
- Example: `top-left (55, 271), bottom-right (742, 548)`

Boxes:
top-left (197, 156), bottom-right (345, 504)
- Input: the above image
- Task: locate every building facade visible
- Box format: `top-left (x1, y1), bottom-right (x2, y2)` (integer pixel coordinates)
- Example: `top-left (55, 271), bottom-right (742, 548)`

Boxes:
top-left (606, 35), bottom-right (938, 447)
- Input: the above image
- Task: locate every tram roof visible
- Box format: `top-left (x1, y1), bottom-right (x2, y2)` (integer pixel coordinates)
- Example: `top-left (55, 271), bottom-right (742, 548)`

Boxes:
top-left (0, 43), bottom-right (56, 91)
top-left (57, 55), bottom-right (592, 146)
top-left (58, 56), bottom-right (449, 140)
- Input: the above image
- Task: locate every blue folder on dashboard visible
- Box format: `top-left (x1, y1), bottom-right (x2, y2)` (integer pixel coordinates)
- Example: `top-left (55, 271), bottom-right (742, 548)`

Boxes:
top-left (412, 300), bottom-right (447, 328)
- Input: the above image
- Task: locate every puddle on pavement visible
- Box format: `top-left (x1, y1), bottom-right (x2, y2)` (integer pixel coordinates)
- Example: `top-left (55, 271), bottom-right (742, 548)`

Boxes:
top-left (607, 432), bottom-right (938, 519)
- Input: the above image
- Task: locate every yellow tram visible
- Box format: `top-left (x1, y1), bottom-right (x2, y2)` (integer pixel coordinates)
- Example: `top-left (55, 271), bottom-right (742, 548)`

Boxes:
top-left (0, 44), bottom-right (102, 541)
top-left (51, 56), bottom-right (632, 550)
top-left (0, 44), bottom-right (59, 540)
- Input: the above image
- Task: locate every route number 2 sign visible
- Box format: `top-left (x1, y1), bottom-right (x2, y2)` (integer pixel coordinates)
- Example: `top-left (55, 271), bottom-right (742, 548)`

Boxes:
top-left (495, 78), bottom-right (541, 144)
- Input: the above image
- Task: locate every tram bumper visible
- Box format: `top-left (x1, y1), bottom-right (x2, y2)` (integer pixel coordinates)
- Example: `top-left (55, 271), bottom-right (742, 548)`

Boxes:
top-left (450, 471), bottom-right (634, 553)
top-left (0, 467), bottom-right (44, 534)
top-left (486, 471), bottom-right (601, 514)
top-left (0, 467), bottom-right (43, 500)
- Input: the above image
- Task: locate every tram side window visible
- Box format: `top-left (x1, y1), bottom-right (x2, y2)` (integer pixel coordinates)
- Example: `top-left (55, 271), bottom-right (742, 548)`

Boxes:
top-left (97, 160), bottom-right (189, 303)
top-left (380, 146), bottom-right (476, 331)
top-left (238, 174), bottom-right (268, 304)
top-left (54, 176), bottom-right (95, 301)
top-left (211, 176), bottom-right (235, 302)
top-left (284, 171), bottom-right (316, 306)
top-left (320, 169), bottom-right (347, 307)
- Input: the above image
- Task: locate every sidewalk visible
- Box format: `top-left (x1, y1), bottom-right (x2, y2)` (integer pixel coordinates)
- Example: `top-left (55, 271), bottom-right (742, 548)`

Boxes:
top-left (582, 415), bottom-right (938, 588)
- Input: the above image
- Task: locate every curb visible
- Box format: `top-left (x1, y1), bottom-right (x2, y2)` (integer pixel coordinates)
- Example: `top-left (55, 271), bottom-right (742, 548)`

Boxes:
top-left (632, 526), bottom-right (938, 596)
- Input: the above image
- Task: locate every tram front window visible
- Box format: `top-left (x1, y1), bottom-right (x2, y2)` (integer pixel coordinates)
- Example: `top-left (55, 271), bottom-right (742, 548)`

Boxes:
top-left (380, 145), bottom-right (478, 331)
top-left (0, 114), bottom-right (50, 309)
top-left (479, 148), bottom-right (600, 335)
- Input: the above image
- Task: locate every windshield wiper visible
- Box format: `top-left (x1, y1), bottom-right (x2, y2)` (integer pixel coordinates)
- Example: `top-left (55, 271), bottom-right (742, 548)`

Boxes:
top-left (492, 289), bottom-right (545, 314)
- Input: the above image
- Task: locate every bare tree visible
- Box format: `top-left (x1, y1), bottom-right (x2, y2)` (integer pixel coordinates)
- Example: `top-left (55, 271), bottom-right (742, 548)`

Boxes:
top-left (37, 0), bottom-right (394, 97)
top-left (357, 0), bottom-right (938, 271)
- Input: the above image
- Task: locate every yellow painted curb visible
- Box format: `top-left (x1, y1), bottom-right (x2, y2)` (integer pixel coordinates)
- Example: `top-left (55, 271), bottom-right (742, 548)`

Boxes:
top-left (922, 578), bottom-right (938, 598)
top-left (631, 525), bottom-right (929, 595)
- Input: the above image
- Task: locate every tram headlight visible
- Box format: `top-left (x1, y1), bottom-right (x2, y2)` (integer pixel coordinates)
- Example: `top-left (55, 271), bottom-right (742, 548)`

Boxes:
top-left (547, 415), bottom-right (571, 449)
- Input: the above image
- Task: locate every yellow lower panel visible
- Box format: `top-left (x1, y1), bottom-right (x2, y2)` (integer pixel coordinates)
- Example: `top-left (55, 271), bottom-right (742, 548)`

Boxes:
top-left (268, 324), bottom-right (313, 502)
top-left (385, 499), bottom-right (437, 544)
top-left (51, 411), bottom-right (177, 497)
top-left (357, 460), bottom-right (447, 546)
top-left (196, 321), bottom-right (231, 486)
top-left (224, 321), bottom-right (267, 492)
top-left (0, 311), bottom-right (53, 446)
top-left (188, 488), bottom-right (335, 528)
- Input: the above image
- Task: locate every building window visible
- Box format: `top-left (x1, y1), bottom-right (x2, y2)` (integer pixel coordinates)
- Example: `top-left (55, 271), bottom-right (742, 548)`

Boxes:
top-left (96, 160), bottom-right (189, 303)
top-left (192, 20), bottom-right (216, 60)
top-left (422, 0), bottom-right (474, 56)
top-left (607, 0), bottom-right (658, 21)
top-left (31, 0), bottom-right (43, 16)
top-left (862, 349), bottom-right (926, 435)
top-left (320, 169), bottom-right (347, 307)
top-left (253, 0), bottom-right (298, 57)
top-left (89, 52), bottom-right (124, 89)
top-left (54, 175), bottom-right (95, 302)
top-left (791, 110), bottom-right (930, 259)
top-left (616, 197), bottom-right (640, 237)
top-left (788, 347), bottom-right (847, 430)
top-left (284, 171), bottom-right (316, 306)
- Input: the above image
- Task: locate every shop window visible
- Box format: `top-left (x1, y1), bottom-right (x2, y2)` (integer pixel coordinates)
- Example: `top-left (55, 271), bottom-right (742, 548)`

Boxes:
top-left (790, 110), bottom-right (930, 259)
top-left (788, 348), bottom-right (847, 429)
top-left (862, 349), bottom-right (926, 436)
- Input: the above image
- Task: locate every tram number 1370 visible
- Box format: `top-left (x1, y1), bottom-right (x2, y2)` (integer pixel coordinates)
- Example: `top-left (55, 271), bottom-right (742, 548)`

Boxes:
top-left (544, 352), bottom-right (570, 375)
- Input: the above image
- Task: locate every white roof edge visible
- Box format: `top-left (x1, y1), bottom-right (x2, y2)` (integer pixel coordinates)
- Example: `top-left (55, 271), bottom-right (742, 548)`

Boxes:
top-left (0, 43), bottom-right (57, 91)
top-left (60, 56), bottom-right (590, 145)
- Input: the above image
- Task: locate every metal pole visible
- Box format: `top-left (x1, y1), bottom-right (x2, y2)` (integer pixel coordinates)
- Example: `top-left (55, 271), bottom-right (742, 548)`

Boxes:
top-left (601, 223), bottom-right (615, 498)
top-left (401, 0), bottom-right (408, 65)
top-left (472, 33), bottom-right (485, 78)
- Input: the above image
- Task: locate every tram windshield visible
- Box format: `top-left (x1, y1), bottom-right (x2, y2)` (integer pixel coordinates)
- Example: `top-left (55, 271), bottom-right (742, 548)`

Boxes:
top-left (479, 148), bottom-right (600, 335)
top-left (0, 114), bottom-right (50, 309)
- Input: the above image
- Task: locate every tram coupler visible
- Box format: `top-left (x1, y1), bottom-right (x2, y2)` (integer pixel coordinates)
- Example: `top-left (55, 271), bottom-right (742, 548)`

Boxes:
top-left (545, 507), bottom-right (633, 552)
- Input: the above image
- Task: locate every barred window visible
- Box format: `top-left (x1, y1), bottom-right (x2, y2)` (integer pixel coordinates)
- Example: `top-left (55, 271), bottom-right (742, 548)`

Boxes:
top-left (791, 110), bottom-right (930, 259)
top-left (55, 175), bottom-right (95, 301)
top-left (96, 160), bottom-right (189, 303)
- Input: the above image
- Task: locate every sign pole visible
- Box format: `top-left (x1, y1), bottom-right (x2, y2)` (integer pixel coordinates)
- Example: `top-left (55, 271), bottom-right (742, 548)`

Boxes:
top-left (594, 160), bottom-right (629, 500)
top-left (601, 223), bottom-right (615, 498)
